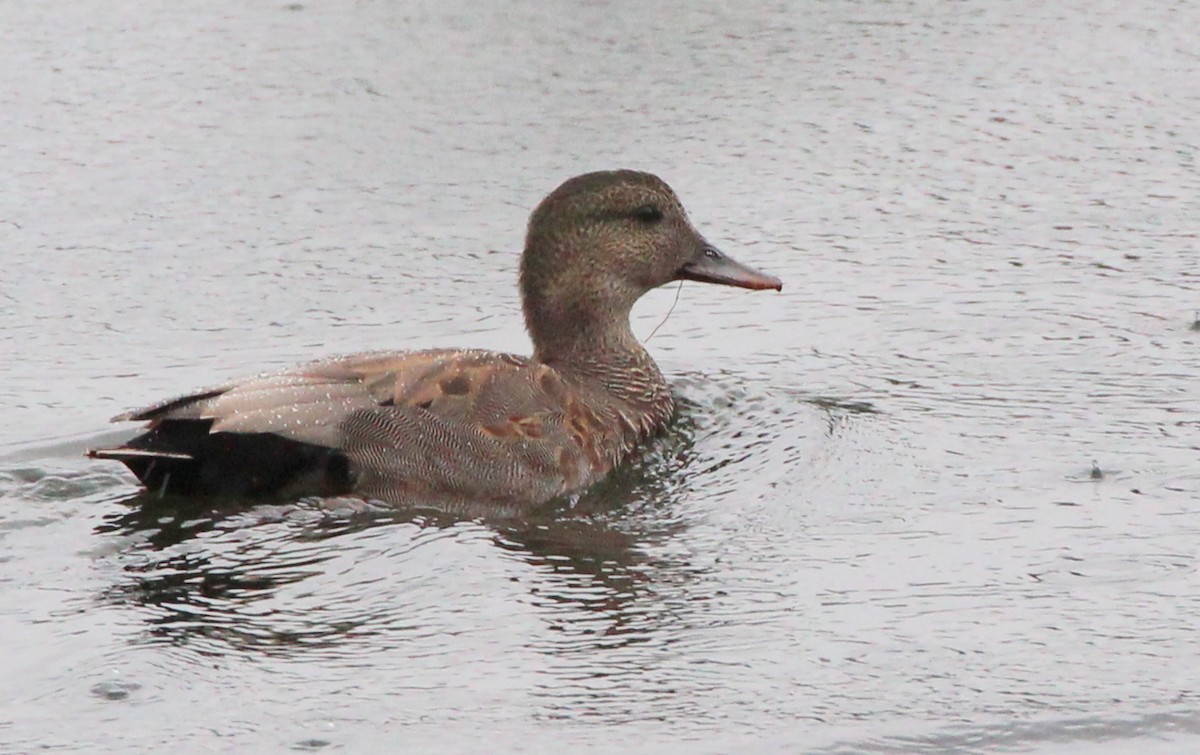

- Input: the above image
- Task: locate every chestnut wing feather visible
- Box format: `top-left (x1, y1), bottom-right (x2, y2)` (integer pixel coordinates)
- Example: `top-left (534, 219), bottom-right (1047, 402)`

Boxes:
top-left (340, 350), bottom-right (597, 502)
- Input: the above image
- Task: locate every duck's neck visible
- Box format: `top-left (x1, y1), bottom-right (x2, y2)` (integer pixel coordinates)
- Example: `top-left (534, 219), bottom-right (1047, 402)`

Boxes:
top-left (525, 298), bottom-right (673, 420)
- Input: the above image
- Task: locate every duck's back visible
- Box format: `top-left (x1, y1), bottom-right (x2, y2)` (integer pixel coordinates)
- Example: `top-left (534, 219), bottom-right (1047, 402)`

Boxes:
top-left (91, 349), bottom-right (661, 508)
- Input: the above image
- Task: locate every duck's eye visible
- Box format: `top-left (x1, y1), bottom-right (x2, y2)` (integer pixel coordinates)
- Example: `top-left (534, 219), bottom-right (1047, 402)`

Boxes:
top-left (633, 205), bottom-right (663, 224)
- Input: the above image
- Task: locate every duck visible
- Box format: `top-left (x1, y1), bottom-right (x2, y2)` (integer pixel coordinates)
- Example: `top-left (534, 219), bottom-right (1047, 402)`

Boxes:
top-left (88, 170), bottom-right (782, 510)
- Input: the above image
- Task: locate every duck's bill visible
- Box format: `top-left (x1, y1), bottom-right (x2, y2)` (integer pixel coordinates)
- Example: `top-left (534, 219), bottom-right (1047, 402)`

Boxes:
top-left (676, 244), bottom-right (783, 291)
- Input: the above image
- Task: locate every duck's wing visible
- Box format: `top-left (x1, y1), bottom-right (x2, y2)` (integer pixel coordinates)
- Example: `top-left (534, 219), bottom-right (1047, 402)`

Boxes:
top-left (111, 349), bottom-right (520, 447)
top-left (98, 349), bottom-right (610, 503)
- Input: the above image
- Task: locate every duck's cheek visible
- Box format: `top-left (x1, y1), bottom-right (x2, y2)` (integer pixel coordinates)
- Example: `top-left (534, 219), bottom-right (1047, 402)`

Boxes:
top-left (638, 264), bottom-right (674, 291)
top-left (623, 255), bottom-right (663, 288)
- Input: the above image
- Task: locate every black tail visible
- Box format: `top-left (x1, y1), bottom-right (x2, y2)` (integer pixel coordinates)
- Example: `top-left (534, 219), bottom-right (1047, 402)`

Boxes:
top-left (88, 420), bottom-right (354, 499)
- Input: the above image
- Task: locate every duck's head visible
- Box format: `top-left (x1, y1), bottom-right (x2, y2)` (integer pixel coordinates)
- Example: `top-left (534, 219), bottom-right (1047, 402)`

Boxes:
top-left (521, 170), bottom-right (781, 361)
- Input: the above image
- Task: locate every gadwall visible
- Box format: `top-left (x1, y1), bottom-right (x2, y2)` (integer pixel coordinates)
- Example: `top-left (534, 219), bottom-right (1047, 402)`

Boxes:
top-left (89, 170), bottom-right (782, 509)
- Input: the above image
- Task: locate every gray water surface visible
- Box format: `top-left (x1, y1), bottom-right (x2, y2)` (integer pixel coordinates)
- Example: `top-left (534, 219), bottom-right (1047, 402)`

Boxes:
top-left (2, 1), bottom-right (1199, 752)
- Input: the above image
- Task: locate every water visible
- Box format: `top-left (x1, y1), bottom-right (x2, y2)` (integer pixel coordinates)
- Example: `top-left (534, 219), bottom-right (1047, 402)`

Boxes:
top-left (2, 0), bottom-right (1198, 752)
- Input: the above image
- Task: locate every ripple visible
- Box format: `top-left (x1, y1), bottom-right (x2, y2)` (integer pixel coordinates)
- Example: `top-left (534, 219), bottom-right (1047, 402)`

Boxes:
top-left (0, 465), bottom-right (131, 504)
top-left (817, 708), bottom-right (1200, 755)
